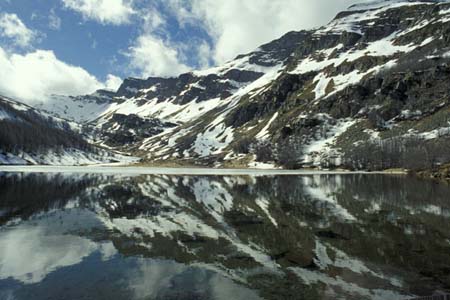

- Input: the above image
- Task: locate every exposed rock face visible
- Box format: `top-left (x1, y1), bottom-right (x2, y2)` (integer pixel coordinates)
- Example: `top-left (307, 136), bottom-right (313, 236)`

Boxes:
top-left (13, 0), bottom-right (450, 169)
top-left (98, 113), bottom-right (176, 148)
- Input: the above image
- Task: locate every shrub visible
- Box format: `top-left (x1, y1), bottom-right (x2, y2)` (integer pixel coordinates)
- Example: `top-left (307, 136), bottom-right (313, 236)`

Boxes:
top-left (254, 142), bottom-right (274, 162)
top-left (232, 136), bottom-right (256, 154)
top-left (276, 137), bottom-right (304, 169)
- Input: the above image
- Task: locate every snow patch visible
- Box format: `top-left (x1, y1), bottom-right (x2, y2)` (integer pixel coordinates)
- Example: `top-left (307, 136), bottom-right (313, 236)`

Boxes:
top-left (303, 119), bottom-right (357, 167)
top-left (255, 113), bottom-right (278, 139)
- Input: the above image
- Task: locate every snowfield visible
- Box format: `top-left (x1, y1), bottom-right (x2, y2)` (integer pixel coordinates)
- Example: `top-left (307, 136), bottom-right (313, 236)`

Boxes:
top-left (0, 150), bottom-right (138, 166)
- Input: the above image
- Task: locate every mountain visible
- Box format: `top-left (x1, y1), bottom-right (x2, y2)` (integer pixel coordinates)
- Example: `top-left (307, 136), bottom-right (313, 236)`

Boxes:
top-left (32, 89), bottom-right (116, 123)
top-left (5, 0), bottom-right (450, 170)
top-left (0, 95), bottom-right (126, 165)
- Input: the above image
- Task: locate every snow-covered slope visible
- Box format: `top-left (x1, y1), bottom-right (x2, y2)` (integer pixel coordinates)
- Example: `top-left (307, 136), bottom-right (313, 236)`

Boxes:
top-left (0, 95), bottom-right (129, 165)
top-left (349, 0), bottom-right (450, 11)
top-left (32, 89), bottom-right (116, 123)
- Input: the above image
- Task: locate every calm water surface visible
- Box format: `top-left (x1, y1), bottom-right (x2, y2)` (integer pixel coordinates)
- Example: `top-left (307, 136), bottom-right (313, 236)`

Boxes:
top-left (0, 172), bottom-right (449, 300)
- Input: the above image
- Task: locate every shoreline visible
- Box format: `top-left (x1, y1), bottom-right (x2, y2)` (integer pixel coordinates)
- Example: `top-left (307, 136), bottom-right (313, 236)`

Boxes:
top-left (0, 165), bottom-right (408, 176)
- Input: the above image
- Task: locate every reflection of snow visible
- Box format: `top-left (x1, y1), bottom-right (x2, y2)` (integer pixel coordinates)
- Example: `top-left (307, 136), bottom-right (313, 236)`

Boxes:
top-left (255, 197), bottom-right (278, 227)
top-left (108, 211), bottom-right (221, 240)
top-left (2, 172), bottom-right (449, 300)
top-left (290, 266), bottom-right (407, 300)
top-left (193, 178), bottom-right (234, 224)
top-left (302, 176), bottom-right (357, 222)
top-left (291, 240), bottom-right (407, 300)
top-left (315, 240), bottom-right (403, 287)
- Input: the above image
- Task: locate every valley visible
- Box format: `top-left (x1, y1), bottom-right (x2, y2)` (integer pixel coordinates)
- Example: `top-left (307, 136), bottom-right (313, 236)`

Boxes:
top-left (2, 0), bottom-right (450, 175)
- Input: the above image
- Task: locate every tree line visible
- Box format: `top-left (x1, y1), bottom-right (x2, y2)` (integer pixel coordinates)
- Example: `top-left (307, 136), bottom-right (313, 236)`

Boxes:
top-left (232, 134), bottom-right (450, 171)
top-left (0, 101), bottom-right (93, 156)
top-left (342, 136), bottom-right (450, 171)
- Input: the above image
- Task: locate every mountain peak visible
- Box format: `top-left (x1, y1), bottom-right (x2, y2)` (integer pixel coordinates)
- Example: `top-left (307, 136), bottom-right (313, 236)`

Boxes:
top-left (347, 0), bottom-right (450, 12)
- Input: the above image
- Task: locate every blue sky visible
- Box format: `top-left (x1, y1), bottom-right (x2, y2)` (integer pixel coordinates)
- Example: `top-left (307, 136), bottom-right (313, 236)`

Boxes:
top-left (0, 0), bottom-right (212, 79)
top-left (0, 0), bottom-right (363, 102)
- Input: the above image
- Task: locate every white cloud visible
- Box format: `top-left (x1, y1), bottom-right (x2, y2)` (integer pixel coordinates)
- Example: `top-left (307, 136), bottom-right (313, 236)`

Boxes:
top-left (121, 0), bottom-right (366, 78)
top-left (0, 13), bottom-right (36, 47)
top-left (49, 9), bottom-right (62, 30)
top-left (196, 41), bottom-right (212, 69)
top-left (121, 6), bottom-right (191, 78)
top-left (105, 74), bottom-right (122, 91)
top-left (140, 7), bottom-right (166, 33)
top-left (166, 0), bottom-right (366, 64)
top-left (62, 0), bottom-right (135, 25)
top-left (126, 34), bottom-right (190, 78)
top-left (0, 47), bottom-right (108, 102)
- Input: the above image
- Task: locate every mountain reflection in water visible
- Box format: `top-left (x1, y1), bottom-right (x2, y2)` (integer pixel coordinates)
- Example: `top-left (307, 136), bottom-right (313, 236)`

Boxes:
top-left (0, 173), bottom-right (450, 300)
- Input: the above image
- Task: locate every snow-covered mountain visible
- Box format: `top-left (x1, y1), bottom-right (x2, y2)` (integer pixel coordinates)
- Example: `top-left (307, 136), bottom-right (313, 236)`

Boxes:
top-left (4, 0), bottom-right (450, 169)
top-left (32, 89), bottom-right (116, 123)
top-left (0, 95), bottom-right (128, 165)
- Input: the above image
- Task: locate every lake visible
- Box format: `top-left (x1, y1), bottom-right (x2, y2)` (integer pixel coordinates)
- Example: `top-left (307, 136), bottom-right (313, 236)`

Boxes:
top-left (0, 170), bottom-right (449, 300)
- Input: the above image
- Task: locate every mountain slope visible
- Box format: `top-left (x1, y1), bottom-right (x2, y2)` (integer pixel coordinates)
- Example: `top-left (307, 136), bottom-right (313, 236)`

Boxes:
top-left (32, 89), bottom-right (116, 123)
top-left (0, 96), bottom-right (126, 165)
top-left (24, 0), bottom-right (450, 170)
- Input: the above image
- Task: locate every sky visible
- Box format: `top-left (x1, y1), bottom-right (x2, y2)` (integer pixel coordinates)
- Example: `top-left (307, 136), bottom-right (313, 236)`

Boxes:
top-left (0, 0), bottom-right (367, 103)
